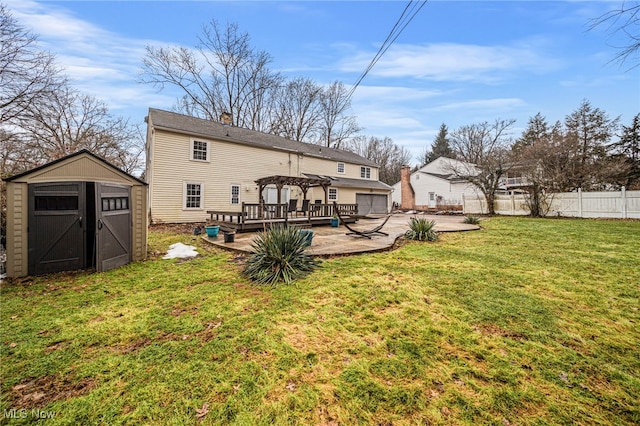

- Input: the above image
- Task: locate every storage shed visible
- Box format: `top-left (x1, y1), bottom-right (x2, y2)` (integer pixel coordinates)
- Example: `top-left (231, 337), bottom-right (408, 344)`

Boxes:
top-left (3, 150), bottom-right (147, 278)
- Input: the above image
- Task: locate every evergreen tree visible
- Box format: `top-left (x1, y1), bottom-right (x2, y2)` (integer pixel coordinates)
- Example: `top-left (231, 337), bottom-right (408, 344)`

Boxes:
top-left (423, 123), bottom-right (455, 164)
top-left (564, 99), bottom-right (620, 190)
top-left (610, 113), bottom-right (640, 189)
top-left (513, 112), bottom-right (549, 153)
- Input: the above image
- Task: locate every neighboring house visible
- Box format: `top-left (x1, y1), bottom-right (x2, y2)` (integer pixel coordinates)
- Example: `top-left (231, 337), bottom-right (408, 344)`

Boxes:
top-left (145, 108), bottom-right (392, 222)
top-left (391, 157), bottom-right (481, 211)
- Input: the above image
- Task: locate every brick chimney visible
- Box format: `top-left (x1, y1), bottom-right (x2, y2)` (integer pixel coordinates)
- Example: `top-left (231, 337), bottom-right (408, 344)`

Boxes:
top-left (220, 112), bottom-right (232, 126)
top-left (400, 165), bottom-right (415, 210)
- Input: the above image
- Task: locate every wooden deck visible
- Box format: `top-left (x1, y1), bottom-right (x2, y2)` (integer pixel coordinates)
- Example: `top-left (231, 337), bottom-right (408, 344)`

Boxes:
top-left (207, 202), bottom-right (358, 233)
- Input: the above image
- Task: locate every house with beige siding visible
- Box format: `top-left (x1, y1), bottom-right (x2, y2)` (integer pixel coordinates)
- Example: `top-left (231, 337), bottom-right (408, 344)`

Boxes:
top-left (145, 108), bottom-right (392, 223)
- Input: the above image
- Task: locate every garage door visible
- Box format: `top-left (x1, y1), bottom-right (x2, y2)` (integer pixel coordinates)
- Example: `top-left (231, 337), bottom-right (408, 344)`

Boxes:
top-left (356, 194), bottom-right (388, 215)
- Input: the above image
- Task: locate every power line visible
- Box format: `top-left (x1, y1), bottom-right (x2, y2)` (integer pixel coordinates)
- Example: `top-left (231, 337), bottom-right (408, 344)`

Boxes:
top-left (346, 0), bottom-right (428, 102)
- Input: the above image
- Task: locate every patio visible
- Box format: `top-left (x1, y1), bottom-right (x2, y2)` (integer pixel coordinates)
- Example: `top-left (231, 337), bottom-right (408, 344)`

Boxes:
top-left (202, 213), bottom-right (480, 256)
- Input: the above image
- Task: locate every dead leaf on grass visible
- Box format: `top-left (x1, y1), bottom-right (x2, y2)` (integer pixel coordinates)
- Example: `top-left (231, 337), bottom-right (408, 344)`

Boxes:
top-left (559, 372), bottom-right (574, 387)
top-left (195, 402), bottom-right (209, 419)
top-left (286, 382), bottom-right (297, 392)
top-left (9, 342), bottom-right (17, 348)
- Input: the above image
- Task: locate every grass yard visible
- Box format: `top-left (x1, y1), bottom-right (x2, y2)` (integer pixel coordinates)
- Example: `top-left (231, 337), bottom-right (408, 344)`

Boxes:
top-left (1, 217), bottom-right (639, 425)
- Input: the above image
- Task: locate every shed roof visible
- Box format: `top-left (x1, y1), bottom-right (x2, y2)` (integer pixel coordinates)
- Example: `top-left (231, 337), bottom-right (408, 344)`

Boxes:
top-left (3, 149), bottom-right (146, 185)
top-left (147, 108), bottom-right (379, 168)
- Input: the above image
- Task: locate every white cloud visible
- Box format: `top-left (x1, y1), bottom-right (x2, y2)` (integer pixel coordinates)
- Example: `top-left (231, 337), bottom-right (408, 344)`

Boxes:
top-left (6, 0), bottom-right (171, 118)
top-left (352, 85), bottom-right (444, 102)
top-left (340, 41), bottom-right (561, 83)
top-left (425, 98), bottom-right (527, 112)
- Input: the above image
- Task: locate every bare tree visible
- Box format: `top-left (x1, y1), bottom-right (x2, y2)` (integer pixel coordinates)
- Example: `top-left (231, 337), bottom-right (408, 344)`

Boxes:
top-left (318, 81), bottom-right (361, 148)
top-left (513, 116), bottom-right (568, 216)
top-left (15, 85), bottom-right (143, 172)
top-left (590, 1), bottom-right (640, 69)
top-left (140, 20), bottom-right (281, 130)
top-left (0, 4), bottom-right (64, 126)
top-left (447, 119), bottom-right (516, 215)
top-left (347, 135), bottom-right (411, 185)
top-left (270, 77), bottom-right (322, 142)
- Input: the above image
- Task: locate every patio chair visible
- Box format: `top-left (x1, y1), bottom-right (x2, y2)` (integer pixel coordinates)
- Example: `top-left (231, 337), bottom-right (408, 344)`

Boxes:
top-left (296, 199), bottom-right (310, 217)
top-left (333, 202), bottom-right (391, 239)
top-left (288, 199), bottom-right (298, 216)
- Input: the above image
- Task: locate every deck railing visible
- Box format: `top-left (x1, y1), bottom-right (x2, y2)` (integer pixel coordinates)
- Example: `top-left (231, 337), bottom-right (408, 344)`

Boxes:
top-left (208, 202), bottom-right (358, 225)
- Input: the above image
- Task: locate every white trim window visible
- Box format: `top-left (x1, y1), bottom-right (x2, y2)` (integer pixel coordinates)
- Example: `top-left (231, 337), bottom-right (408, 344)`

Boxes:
top-left (191, 139), bottom-right (210, 162)
top-left (230, 184), bottom-right (240, 205)
top-left (360, 166), bottom-right (371, 179)
top-left (184, 182), bottom-right (204, 209)
top-left (337, 162), bottom-right (345, 174)
top-left (328, 188), bottom-right (338, 201)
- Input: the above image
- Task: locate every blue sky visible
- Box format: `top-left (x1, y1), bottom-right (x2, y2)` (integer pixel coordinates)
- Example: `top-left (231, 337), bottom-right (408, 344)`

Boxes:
top-left (6, 0), bottom-right (640, 165)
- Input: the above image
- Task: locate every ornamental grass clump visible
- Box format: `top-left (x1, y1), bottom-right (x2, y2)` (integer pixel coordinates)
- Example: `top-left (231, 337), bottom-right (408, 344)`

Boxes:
top-left (244, 225), bottom-right (319, 285)
top-left (405, 217), bottom-right (438, 242)
top-left (463, 215), bottom-right (481, 225)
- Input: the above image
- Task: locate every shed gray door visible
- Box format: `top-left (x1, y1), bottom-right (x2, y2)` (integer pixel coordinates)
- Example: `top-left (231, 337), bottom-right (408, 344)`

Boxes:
top-left (356, 194), bottom-right (389, 215)
top-left (28, 182), bottom-right (85, 275)
top-left (96, 183), bottom-right (131, 272)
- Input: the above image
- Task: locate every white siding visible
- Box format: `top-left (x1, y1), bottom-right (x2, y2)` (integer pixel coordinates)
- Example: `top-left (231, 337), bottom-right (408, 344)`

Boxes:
top-left (148, 128), bottom-right (386, 223)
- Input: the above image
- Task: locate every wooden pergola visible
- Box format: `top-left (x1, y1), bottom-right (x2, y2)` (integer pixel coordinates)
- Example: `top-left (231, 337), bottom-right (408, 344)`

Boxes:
top-left (255, 175), bottom-right (332, 204)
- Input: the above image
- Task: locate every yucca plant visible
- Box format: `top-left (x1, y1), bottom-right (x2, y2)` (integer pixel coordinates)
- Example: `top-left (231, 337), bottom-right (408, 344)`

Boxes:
top-left (405, 217), bottom-right (438, 241)
top-left (463, 215), bottom-right (481, 225)
top-left (244, 226), bottom-right (319, 285)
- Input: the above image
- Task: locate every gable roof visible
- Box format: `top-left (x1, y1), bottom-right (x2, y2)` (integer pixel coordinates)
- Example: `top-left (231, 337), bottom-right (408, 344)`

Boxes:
top-left (419, 171), bottom-right (469, 183)
top-left (147, 108), bottom-right (378, 168)
top-left (3, 149), bottom-right (146, 184)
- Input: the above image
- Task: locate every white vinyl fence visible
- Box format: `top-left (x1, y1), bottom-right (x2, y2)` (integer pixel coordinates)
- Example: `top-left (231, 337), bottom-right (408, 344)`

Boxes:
top-left (463, 188), bottom-right (640, 219)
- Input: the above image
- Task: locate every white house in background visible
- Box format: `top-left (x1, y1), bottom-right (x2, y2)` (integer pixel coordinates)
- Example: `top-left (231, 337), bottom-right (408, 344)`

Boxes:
top-left (145, 108), bottom-right (392, 223)
top-left (391, 157), bottom-right (482, 211)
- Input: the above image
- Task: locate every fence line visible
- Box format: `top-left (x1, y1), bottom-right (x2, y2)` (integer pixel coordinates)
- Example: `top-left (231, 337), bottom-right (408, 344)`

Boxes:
top-left (462, 188), bottom-right (640, 219)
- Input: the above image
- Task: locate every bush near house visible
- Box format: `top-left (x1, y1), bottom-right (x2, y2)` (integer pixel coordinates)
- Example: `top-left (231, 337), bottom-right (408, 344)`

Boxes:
top-left (1, 218), bottom-right (638, 425)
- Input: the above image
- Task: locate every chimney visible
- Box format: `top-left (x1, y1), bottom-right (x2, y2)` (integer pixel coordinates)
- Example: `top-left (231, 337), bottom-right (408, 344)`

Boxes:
top-left (220, 112), bottom-right (232, 126)
top-left (400, 165), bottom-right (415, 210)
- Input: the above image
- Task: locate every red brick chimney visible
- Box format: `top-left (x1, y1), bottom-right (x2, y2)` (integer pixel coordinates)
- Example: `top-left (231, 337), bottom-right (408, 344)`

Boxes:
top-left (400, 165), bottom-right (415, 210)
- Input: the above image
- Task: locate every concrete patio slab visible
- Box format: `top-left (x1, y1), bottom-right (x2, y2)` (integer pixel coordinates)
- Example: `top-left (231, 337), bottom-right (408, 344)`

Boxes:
top-left (202, 213), bottom-right (480, 256)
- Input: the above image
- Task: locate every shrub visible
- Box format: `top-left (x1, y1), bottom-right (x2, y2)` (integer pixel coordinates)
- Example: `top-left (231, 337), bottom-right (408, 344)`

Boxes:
top-left (244, 226), bottom-right (319, 285)
top-left (405, 217), bottom-right (438, 242)
top-left (463, 215), bottom-right (481, 225)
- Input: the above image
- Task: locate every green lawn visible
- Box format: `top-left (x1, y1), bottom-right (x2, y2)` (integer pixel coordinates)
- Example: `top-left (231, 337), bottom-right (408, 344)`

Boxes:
top-left (1, 217), bottom-right (639, 425)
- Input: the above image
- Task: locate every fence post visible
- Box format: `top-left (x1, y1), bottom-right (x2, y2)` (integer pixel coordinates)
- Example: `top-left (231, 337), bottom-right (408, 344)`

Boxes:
top-left (578, 188), bottom-right (583, 218)
top-left (622, 186), bottom-right (627, 219)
